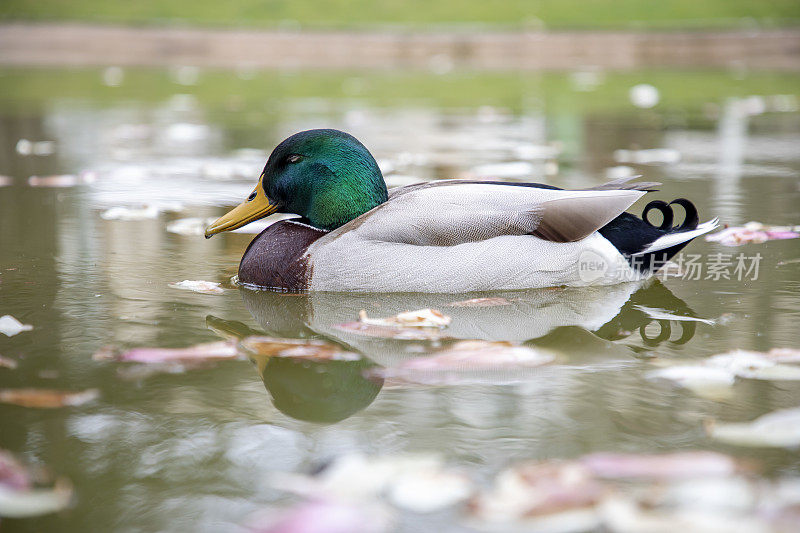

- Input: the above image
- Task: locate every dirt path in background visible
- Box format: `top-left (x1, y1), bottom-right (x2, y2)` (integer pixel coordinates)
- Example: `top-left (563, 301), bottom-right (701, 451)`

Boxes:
top-left (0, 22), bottom-right (798, 70)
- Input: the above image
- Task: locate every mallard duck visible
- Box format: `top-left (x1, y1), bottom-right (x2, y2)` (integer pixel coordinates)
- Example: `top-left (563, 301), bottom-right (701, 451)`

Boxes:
top-left (205, 129), bottom-right (717, 293)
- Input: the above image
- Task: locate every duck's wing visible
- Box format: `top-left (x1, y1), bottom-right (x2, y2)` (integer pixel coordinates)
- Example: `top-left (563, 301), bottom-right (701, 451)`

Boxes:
top-left (341, 180), bottom-right (647, 245)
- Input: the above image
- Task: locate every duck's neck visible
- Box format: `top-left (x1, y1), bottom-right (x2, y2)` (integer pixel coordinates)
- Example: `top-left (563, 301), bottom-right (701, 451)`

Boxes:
top-left (302, 162), bottom-right (388, 231)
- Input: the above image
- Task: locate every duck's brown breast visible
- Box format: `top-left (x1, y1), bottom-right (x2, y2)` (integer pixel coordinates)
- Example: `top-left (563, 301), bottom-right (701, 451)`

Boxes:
top-left (238, 220), bottom-right (326, 292)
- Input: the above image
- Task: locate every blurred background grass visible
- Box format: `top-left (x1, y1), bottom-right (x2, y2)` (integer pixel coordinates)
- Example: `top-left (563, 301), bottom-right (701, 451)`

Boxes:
top-left (1, 0), bottom-right (799, 29)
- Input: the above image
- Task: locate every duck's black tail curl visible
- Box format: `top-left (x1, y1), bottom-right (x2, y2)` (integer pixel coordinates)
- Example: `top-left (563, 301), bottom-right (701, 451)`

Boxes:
top-left (599, 197), bottom-right (717, 274)
top-left (641, 198), bottom-right (699, 232)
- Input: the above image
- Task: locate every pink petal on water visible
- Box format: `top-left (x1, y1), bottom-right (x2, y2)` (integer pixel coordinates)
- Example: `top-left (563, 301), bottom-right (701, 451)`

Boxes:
top-left (581, 451), bottom-right (740, 480)
top-left (98, 340), bottom-right (239, 364)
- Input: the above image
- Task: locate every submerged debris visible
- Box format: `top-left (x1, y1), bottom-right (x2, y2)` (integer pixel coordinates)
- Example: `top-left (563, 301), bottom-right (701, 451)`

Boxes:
top-left (168, 280), bottom-right (225, 295)
top-left (372, 340), bottom-right (554, 385)
top-left (0, 315), bottom-right (33, 337)
top-left (707, 407), bottom-right (800, 448)
top-left (706, 222), bottom-right (800, 246)
top-left (0, 450), bottom-right (73, 518)
top-left (241, 336), bottom-right (360, 362)
top-left (0, 389), bottom-right (99, 408)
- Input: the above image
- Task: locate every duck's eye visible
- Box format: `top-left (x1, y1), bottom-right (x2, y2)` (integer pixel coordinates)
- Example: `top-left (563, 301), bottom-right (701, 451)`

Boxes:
top-left (286, 154), bottom-right (302, 164)
top-left (247, 191), bottom-right (257, 201)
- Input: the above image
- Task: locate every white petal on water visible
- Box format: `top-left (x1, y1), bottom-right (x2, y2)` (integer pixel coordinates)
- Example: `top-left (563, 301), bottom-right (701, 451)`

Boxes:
top-left (0, 316), bottom-right (33, 337)
top-left (708, 407), bottom-right (800, 448)
top-left (647, 365), bottom-right (736, 387)
top-left (101, 203), bottom-right (183, 221)
top-left (0, 481), bottom-right (73, 518)
top-left (168, 280), bottom-right (224, 295)
top-left (388, 469), bottom-right (473, 513)
top-left (165, 217), bottom-right (217, 235)
top-left (633, 305), bottom-right (716, 325)
top-left (0, 356), bottom-right (18, 369)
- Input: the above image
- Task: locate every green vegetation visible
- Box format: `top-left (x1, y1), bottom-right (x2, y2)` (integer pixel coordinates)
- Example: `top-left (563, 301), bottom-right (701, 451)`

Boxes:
top-left (1, 68), bottom-right (797, 119)
top-left (1, 0), bottom-right (798, 29)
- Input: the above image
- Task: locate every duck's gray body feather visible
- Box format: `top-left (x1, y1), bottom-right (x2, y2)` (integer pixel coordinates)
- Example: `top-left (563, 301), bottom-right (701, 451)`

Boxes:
top-left (305, 181), bottom-right (645, 292)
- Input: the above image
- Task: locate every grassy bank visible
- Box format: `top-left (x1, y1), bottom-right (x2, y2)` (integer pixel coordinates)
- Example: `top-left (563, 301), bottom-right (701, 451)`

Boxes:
top-left (1, 0), bottom-right (799, 29)
top-left (1, 68), bottom-right (798, 119)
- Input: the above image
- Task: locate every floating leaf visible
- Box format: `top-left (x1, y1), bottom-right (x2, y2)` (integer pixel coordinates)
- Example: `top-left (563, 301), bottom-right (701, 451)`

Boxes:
top-left (707, 407), bottom-right (800, 448)
top-left (241, 336), bottom-right (360, 362)
top-left (447, 297), bottom-right (515, 308)
top-left (0, 315), bottom-right (33, 337)
top-left (169, 280), bottom-right (224, 295)
top-left (0, 389), bottom-right (99, 408)
top-left (581, 452), bottom-right (740, 480)
top-left (96, 341), bottom-right (239, 364)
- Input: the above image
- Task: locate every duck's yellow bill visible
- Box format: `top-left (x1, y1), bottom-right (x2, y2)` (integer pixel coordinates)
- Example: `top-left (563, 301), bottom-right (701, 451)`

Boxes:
top-left (205, 175), bottom-right (279, 238)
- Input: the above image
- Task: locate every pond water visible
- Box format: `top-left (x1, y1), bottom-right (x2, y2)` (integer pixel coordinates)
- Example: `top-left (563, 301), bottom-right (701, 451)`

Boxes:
top-left (1, 68), bottom-right (799, 532)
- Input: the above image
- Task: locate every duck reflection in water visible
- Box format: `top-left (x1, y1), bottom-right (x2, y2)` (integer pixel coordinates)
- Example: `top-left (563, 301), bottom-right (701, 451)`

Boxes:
top-left (208, 280), bottom-right (709, 423)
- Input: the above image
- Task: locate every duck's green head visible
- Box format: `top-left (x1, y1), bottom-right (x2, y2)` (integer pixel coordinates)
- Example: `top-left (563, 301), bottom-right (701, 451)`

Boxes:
top-left (205, 129), bottom-right (387, 236)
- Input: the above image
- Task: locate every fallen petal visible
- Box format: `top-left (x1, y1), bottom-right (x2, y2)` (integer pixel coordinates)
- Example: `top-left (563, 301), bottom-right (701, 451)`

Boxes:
top-left (0, 479), bottom-right (72, 518)
top-left (581, 452), bottom-right (740, 480)
top-left (706, 225), bottom-right (800, 246)
top-left (169, 280), bottom-right (224, 295)
top-left (707, 407), bottom-right (800, 448)
top-left (0, 356), bottom-right (18, 370)
top-left (0, 176), bottom-right (12, 187)
top-left (0, 389), bottom-right (99, 408)
top-left (374, 341), bottom-right (553, 385)
top-left (358, 308), bottom-right (451, 328)
top-left (27, 175), bottom-right (84, 187)
top-left (242, 336), bottom-right (360, 362)
top-left (0, 315), bottom-right (33, 337)
top-left (333, 321), bottom-right (451, 341)
top-left (103, 340), bottom-right (239, 364)
top-left (0, 451), bottom-right (30, 491)
top-left (247, 499), bottom-right (393, 533)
